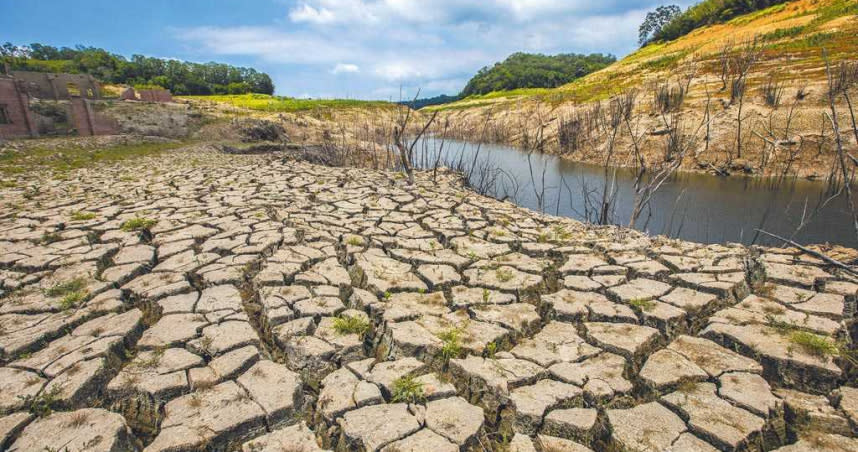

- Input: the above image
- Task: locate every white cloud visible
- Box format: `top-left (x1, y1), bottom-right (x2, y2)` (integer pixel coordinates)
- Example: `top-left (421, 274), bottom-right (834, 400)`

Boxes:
top-left (289, 4), bottom-right (337, 24)
top-left (332, 63), bottom-right (360, 74)
top-left (289, 0), bottom-right (379, 25)
top-left (175, 1), bottom-right (694, 98)
top-left (373, 62), bottom-right (422, 81)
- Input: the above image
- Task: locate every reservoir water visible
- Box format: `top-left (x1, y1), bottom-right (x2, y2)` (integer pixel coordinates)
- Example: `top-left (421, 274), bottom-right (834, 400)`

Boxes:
top-left (412, 137), bottom-right (856, 248)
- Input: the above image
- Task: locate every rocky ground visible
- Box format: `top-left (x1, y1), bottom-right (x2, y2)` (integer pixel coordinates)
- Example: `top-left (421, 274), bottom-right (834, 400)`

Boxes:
top-left (0, 145), bottom-right (856, 452)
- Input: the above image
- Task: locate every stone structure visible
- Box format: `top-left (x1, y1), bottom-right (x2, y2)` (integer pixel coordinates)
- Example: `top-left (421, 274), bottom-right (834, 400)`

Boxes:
top-left (137, 88), bottom-right (173, 103)
top-left (0, 76), bottom-right (36, 138)
top-left (10, 70), bottom-right (100, 100)
top-left (119, 87), bottom-right (136, 100)
top-left (0, 72), bottom-right (116, 138)
top-left (0, 147), bottom-right (856, 451)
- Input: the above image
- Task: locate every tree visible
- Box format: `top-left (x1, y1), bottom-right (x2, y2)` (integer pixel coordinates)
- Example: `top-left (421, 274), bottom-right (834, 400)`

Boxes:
top-left (461, 52), bottom-right (616, 97)
top-left (1, 42), bottom-right (275, 95)
top-left (639, 5), bottom-right (682, 46)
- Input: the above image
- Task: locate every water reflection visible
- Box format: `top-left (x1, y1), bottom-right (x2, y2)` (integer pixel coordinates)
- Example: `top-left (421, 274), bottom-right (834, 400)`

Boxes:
top-left (413, 137), bottom-right (855, 248)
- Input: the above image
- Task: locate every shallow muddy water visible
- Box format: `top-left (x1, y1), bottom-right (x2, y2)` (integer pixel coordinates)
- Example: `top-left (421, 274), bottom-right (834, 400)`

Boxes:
top-left (412, 137), bottom-right (856, 248)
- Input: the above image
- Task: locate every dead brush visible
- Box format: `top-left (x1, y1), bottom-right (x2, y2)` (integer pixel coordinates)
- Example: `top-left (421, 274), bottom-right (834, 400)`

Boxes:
top-left (761, 77), bottom-right (785, 108)
top-left (652, 80), bottom-right (687, 114)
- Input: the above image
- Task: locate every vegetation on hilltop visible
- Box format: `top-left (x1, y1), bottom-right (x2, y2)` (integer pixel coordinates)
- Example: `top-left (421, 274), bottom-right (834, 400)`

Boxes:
top-left (648, 0), bottom-right (793, 44)
top-left (461, 52), bottom-right (616, 96)
top-left (400, 94), bottom-right (462, 109)
top-left (0, 42), bottom-right (274, 95)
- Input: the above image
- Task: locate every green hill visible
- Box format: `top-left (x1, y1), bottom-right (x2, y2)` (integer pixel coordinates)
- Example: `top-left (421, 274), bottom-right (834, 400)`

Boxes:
top-left (460, 52), bottom-right (616, 97)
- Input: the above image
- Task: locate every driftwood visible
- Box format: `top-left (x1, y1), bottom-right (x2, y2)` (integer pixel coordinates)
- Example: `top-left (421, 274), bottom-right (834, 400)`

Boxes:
top-left (755, 229), bottom-right (857, 275)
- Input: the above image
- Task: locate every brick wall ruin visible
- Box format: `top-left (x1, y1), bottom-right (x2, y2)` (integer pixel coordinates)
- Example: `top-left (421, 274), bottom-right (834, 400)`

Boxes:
top-left (0, 78), bottom-right (36, 138)
top-left (137, 88), bottom-right (173, 103)
top-left (10, 71), bottom-right (100, 100)
top-left (0, 74), bottom-right (117, 138)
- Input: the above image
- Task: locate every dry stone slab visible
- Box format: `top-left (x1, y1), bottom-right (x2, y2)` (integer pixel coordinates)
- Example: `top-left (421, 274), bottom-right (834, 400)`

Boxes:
top-left (665, 335), bottom-right (762, 378)
top-left (607, 402), bottom-right (687, 452)
top-left (771, 434), bottom-right (858, 451)
top-left (537, 434), bottom-right (594, 451)
top-left (0, 412), bottom-right (32, 451)
top-left (775, 388), bottom-right (853, 437)
top-left (542, 290), bottom-right (636, 323)
top-left (510, 321), bottom-right (600, 367)
top-left (380, 428), bottom-right (458, 451)
top-left (464, 265), bottom-right (543, 294)
top-left (702, 323), bottom-right (842, 391)
top-left (338, 403), bottom-right (421, 452)
top-left (146, 380), bottom-right (267, 451)
top-left (241, 421), bottom-right (330, 451)
top-left (639, 349), bottom-right (708, 391)
top-left (509, 379), bottom-right (582, 435)
top-left (353, 249), bottom-right (427, 294)
top-left (583, 322), bottom-right (660, 364)
top-left (718, 371), bottom-right (781, 417)
top-left (9, 408), bottom-right (137, 452)
top-left (425, 396), bottom-right (485, 446)
top-left (542, 408), bottom-right (599, 444)
top-left (549, 352), bottom-right (633, 403)
top-left (661, 382), bottom-right (765, 451)
top-left (665, 433), bottom-right (721, 452)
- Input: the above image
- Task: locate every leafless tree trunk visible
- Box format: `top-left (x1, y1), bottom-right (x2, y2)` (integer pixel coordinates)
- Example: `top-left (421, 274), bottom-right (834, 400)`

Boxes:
top-left (729, 39), bottom-right (760, 160)
top-left (824, 53), bottom-right (858, 241)
top-left (393, 89), bottom-right (437, 185)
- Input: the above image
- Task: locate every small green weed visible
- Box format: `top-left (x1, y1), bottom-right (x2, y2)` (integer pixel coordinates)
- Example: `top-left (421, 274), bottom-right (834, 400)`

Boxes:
top-left (70, 211), bottom-right (96, 221)
top-left (121, 217), bottom-right (157, 232)
top-left (439, 328), bottom-right (463, 361)
top-left (391, 375), bottom-right (425, 404)
top-left (45, 277), bottom-right (87, 297)
top-left (332, 315), bottom-right (371, 338)
top-left (629, 298), bottom-right (656, 312)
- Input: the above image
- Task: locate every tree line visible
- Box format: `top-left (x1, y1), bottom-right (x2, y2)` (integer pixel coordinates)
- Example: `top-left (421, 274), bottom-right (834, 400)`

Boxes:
top-left (461, 52), bottom-right (616, 97)
top-left (0, 42), bottom-right (274, 95)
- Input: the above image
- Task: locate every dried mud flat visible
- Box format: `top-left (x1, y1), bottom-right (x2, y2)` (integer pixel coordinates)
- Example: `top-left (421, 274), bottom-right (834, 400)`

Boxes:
top-left (0, 146), bottom-right (856, 452)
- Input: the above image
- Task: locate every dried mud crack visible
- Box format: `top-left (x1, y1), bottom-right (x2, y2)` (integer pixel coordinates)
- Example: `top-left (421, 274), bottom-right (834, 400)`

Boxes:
top-left (0, 146), bottom-right (857, 452)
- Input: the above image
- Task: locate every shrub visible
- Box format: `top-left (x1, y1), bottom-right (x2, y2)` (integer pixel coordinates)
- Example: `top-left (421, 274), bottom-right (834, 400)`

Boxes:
top-left (761, 77), bottom-right (784, 108)
top-left (45, 277), bottom-right (87, 297)
top-left (438, 328), bottom-right (463, 361)
top-left (332, 315), bottom-right (371, 338)
top-left (391, 375), bottom-right (425, 403)
top-left (70, 211), bottom-right (96, 221)
top-left (120, 217), bottom-right (157, 232)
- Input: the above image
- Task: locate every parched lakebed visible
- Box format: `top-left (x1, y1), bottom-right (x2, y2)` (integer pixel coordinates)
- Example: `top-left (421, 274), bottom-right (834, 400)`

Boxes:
top-left (0, 145), bottom-right (856, 452)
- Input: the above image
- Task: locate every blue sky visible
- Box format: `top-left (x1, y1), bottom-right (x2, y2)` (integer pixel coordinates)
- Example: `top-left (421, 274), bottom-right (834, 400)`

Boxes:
top-left (1, 0), bottom-right (693, 99)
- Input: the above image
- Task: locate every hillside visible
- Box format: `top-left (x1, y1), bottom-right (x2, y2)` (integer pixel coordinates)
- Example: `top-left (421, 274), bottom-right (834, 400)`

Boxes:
top-left (426, 0), bottom-right (858, 178)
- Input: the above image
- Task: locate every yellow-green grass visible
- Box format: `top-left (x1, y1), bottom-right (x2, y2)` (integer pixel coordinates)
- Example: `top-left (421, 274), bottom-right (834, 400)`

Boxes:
top-left (0, 141), bottom-right (186, 176)
top-left (181, 93), bottom-right (393, 113)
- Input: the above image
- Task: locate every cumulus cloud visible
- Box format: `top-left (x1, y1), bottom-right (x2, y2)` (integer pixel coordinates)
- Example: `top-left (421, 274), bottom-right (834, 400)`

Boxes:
top-left (176, 0), bottom-right (696, 98)
top-left (332, 63), bottom-right (360, 74)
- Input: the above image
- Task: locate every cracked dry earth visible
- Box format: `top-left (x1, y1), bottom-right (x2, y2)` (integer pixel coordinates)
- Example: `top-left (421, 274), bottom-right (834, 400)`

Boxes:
top-left (1, 147), bottom-right (857, 452)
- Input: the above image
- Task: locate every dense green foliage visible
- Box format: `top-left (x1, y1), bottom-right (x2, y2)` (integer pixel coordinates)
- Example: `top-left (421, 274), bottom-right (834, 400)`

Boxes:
top-left (400, 94), bottom-right (461, 109)
top-left (0, 43), bottom-right (274, 95)
top-left (639, 5), bottom-right (682, 45)
top-left (461, 52), bottom-right (615, 96)
top-left (650, 0), bottom-right (790, 43)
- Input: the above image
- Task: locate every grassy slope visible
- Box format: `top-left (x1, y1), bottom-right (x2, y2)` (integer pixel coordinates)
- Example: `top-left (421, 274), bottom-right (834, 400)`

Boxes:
top-left (180, 93), bottom-right (393, 113)
top-left (426, 0), bottom-right (858, 112)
